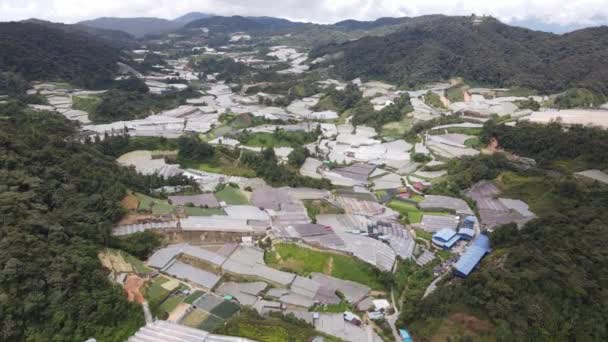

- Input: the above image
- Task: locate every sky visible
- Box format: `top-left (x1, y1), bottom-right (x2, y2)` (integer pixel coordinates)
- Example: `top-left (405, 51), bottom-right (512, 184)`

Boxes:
top-left (1, 0), bottom-right (607, 33)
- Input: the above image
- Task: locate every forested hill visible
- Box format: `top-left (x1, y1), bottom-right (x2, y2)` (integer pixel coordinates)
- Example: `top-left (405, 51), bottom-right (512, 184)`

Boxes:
top-left (0, 22), bottom-right (127, 88)
top-left (0, 102), bottom-right (195, 341)
top-left (311, 16), bottom-right (608, 96)
top-left (22, 19), bottom-right (138, 50)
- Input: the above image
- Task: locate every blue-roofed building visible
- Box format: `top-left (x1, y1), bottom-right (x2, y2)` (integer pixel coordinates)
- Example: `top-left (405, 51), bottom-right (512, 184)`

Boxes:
top-left (432, 228), bottom-right (460, 249)
top-left (453, 234), bottom-right (491, 277)
top-left (399, 328), bottom-right (414, 342)
top-left (458, 216), bottom-right (476, 240)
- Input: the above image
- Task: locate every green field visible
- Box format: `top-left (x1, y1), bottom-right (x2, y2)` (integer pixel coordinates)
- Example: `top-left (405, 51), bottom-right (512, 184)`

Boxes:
top-left (159, 295), bottom-right (186, 316)
top-left (266, 243), bottom-right (387, 290)
top-left (303, 199), bottom-right (344, 221)
top-left (216, 186), bottom-right (249, 205)
top-left (446, 86), bottom-right (465, 102)
top-left (183, 207), bottom-right (226, 216)
top-left (312, 300), bottom-right (354, 313)
top-left (135, 193), bottom-right (174, 215)
top-left (184, 290), bottom-right (205, 304)
top-left (215, 308), bottom-right (341, 342)
top-left (387, 201), bottom-right (449, 224)
top-left (381, 117), bottom-right (413, 140)
top-left (143, 276), bottom-right (171, 316)
top-left (414, 229), bottom-right (434, 241)
top-left (122, 252), bottom-right (152, 274)
top-left (71, 95), bottom-right (102, 114)
top-left (496, 171), bottom-right (563, 217)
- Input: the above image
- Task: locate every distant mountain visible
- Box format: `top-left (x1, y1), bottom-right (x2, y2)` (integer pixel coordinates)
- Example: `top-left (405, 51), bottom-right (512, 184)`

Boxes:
top-left (184, 15), bottom-right (267, 33)
top-left (311, 16), bottom-right (608, 96)
top-left (332, 17), bottom-right (408, 31)
top-left (78, 17), bottom-right (182, 38)
top-left (22, 19), bottom-right (137, 49)
top-left (0, 22), bottom-right (130, 88)
top-left (173, 12), bottom-right (213, 25)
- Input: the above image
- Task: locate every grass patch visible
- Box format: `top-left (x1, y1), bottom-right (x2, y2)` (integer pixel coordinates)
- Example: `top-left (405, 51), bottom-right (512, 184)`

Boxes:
top-left (387, 201), bottom-right (449, 224)
top-left (135, 193), bottom-right (174, 215)
top-left (423, 91), bottom-right (446, 109)
top-left (550, 158), bottom-right (592, 174)
top-left (216, 186), bottom-right (249, 205)
top-left (414, 229), bottom-right (434, 241)
top-left (239, 131), bottom-right (316, 148)
top-left (498, 87), bottom-right (537, 97)
top-left (200, 315), bottom-right (225, 331)
top-left (122, 252), bottom-right (152, 274)
top-left (266, 243), bottom-right (387, 290)
top-left (215, 307), bottom-right (341, 342)
top-left (496, 171), bottom-right (562, 217)
top-left (446, 86), bottom-right (465, 103)
top-left (143, 276), bottom-right (171, 316)
top-left (72, 95), bottom-right (102, 114)
top-left (184, 290), bottom-right (205, 304)
top-left (181, 309), bottom-right (209, 328)
top-left (337, 109), bottom-right (353, 124)
top-left (312, 300), bottom-right (354, 313)
top-left (303, 199), bottom-right (344, 222)
top-left (464, 137), bottom-right (481, 148)
top-left (159, 295), bottom-right (186, 316)
top-left (381, 117), bottom-right (413, 140)
top-left (182, 207), bottom-right (226, 216)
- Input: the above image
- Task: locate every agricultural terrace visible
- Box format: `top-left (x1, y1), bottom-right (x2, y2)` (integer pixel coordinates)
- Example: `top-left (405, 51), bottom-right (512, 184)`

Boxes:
top-left (134, 192), bottom-right (226, 216)
top-left (303, 199), bottom-right (344, 222)
top-left (235, 130), bottom-right (319, 148)
top-left (215, 185), bottom-right (250, 205)
top-left (98, 248), bottom-right (152, 274)
top-left (214, 308), bottom-right (342, 342)
top-left (387, 200), bottom-right (450, 224)
top-left (265, 243), bottom-right (389, 291)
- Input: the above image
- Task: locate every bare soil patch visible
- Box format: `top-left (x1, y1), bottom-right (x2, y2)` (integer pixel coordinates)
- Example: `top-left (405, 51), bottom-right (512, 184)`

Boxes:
top-left (121, 193), bottom-right (139, 210)
top-left (124, 275), bottom-right (145, 304)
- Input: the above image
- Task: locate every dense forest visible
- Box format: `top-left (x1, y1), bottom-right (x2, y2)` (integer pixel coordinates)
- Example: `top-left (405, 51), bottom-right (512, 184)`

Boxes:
top-left (0, 22), bottom-right (129, 89)
top-left (311, 16), bottom-right (608, 98)
top-left (90, 78), bottom-right (200, 123)
top-left (482, 121), bottom-right (608, 168)
top-left (0, 102), bottom-right (191, 341)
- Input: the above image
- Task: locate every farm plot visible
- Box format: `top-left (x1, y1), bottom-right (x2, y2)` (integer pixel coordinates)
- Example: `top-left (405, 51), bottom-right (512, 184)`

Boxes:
top-left (180, 293), bottom-right (241, 332)
top-left (216, 186), bottom-right (249, 205)
top-left (266, 243), bottom-right (386, 290)
top-left (387, 201), bottom-right (449, 224)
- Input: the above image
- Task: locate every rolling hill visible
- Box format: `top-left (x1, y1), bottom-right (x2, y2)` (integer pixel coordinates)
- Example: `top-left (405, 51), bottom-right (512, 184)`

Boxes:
top-left (78, 17), bottom-right (183, 37)
top-left (0, 22), bottom-right (130, 88)
top-left (311, 16), bottom-right (608, 96)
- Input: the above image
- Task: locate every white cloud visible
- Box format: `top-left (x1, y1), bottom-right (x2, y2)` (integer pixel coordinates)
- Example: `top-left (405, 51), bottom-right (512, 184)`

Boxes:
top-left (0, 0), bottom-right (606, 29)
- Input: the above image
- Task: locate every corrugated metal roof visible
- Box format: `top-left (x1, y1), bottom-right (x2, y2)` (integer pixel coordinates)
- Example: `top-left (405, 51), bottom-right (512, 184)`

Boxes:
top-left (454, 235), bottom-right (491, 277)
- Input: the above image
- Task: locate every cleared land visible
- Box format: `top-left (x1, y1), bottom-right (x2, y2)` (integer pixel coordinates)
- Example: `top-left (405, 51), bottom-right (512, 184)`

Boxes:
top-left (266, 243), bottom-right (386, 290)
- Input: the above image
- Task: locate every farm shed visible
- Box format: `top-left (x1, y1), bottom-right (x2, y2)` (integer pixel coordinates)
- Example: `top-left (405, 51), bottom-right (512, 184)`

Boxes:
top-left (454, 234), bottom-right (491, 277)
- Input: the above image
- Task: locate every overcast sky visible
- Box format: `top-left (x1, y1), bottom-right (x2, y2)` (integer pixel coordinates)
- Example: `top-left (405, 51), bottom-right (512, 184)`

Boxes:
top-left (1, 0), bottom-right (607, 32)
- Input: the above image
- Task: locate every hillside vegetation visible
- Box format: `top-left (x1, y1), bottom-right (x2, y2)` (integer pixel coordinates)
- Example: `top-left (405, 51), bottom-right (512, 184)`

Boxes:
top-left (311, 16), bottom-right (608, 98)
top-left (0, 22), bottom-right (126, 88)
top-left (400, 123), bottom-right (608, 341)
top-left (0, 102), bottom-right (195, 341)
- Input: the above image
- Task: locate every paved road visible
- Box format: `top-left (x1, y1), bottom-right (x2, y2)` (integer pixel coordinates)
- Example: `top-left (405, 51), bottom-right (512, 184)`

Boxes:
top-left (387, 288), bottom-right (402, 342)
top-left (423, 271), bottom-right (449, 298)
top-left (142, 300), bottom-right (153, 324)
